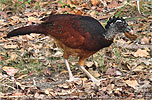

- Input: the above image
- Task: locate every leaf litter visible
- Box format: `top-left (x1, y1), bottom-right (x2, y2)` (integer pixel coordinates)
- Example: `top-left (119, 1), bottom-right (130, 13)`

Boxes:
top-left (0, 0), bottom-right (152, 99)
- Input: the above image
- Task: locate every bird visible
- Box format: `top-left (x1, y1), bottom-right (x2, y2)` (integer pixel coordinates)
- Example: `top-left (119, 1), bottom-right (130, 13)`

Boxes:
top-left (5, 14), bottom-right (133, 86)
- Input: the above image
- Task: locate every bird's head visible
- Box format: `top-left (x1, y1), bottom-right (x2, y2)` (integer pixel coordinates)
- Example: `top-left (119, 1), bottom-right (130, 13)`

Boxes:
top-left (105, 16), bottom-right (134, 40)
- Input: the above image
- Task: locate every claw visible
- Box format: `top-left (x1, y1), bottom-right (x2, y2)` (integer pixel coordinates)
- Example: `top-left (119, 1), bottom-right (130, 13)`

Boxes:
top-left (66, 77), bottom-right (80, 82)
top-left (92, 78), bottom-right (106, 86)
top-left (91, 78), bottom-right (101, 86)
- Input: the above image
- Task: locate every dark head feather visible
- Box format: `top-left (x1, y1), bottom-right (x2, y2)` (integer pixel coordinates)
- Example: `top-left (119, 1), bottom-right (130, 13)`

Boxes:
top-left (105, 16), bottom-right (126, 29)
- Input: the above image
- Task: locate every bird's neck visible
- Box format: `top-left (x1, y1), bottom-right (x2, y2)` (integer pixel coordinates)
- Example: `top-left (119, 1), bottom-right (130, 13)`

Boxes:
top-left (104, 27), bottom-right (117, 40)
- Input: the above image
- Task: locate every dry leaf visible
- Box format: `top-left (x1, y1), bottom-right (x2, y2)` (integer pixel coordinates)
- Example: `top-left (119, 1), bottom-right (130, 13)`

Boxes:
top-left (148, 16), bottom-right (152, 19)
top-left (107, 0), bottom-right (118, 8)
top-left (58, 83), bottom-right (70, 89)
top-left (88, 69), bottom-right (100, 78)
top-left (133, 49), bottom-right (149, 57)
top-left (2, 66), bottom-right (19, 76)
top-left (75, 10), bottom-right (83, 15)
top-left (28, 16), bottom-right (40, 24)
top-left (141, 36), bottom-right (150, 44)
top-left (9, 52), bottom-right (18, 60)
top-left (71, 0), bottom-right (83, 5)
top-left (11, 16), bottom-right (20, 22)
top-left (91, 0), bottom-right (101, 6)
top-left (16, 81), bottom-right (25, 90)
top-left (0, 73), bottom-right (3, 79)
top-left (66, 0), bottom-right (72, 5)
top-left (53, 51), bottom-right (63, 57)
top-left (17, 74), bottom-right (28, 80)
top-left (147, 32), bottom-right (152, 36)
top-left (4, 44), bottom-right (18, 49)
top-left (106, 67), bottom-right (116, 76)
top-left (124, 79), bottom-right (139, 89)
top-left (86, 61), bottom-right (94, 67)
top-left (132, 65), bottom-right (144, 71)
top-left (12, 92), bottom-right (24, 96)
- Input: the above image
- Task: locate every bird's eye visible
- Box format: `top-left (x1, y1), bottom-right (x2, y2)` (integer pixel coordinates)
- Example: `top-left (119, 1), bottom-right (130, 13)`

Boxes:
top-left (117, 22), bottom-right (124, 28)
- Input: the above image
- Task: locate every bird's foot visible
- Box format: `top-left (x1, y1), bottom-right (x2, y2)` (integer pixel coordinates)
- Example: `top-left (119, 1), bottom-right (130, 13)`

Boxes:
top-left (91, 78), bottom-right (106, 86)
top-left (66, 77), bottom-right (80, 83)
top-left (92, 78), bottom-right (107, 86)
top-left (91, 78), bottom-right (101, 86)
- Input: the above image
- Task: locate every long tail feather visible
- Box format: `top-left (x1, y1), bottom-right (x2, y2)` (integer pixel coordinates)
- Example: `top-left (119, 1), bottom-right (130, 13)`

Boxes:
top-left (5, 25), bottom-right (45, 38)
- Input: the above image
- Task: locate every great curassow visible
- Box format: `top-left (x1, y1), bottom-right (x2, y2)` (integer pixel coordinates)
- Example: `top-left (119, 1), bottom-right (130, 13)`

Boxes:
top-left (5, 14), bottom-right (133, 86)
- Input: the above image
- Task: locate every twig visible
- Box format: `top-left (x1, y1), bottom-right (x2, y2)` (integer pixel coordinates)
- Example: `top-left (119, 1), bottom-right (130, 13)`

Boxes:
top-left (1, 83), bottom-right (16, 90)
top-left (116, 42), bottom-right (152, 50)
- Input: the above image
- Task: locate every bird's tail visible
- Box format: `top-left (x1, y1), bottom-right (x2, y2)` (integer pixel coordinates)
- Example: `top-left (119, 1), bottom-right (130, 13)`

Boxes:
top-left (5, 25), bottom-right (46, 38)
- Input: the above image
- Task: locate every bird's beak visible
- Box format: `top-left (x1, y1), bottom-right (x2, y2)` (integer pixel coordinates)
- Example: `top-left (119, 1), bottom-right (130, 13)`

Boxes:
top-left (124, 26), bottom-right (138, 40)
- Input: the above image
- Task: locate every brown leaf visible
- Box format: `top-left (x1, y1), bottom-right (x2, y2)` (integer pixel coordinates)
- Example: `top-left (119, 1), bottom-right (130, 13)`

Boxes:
top-left (91, 0), bottom-right (101, 6)
top-left (107, 0), bottom-right (119, 8)
top-left (88, 69), bottom-right (100, 78)
top-left (11, 16), bottom-right (20, 21)
top-left (0, 73), bottom-right (3, 79)
top-left (17, 74), bottom-right (28, 80)
top-left (12, 92), bottom-right (24, 96)
top-left (71, 0), bottom-right (83, 5)
top-left (86, 61), bottom-right (94, 67)
top-left (2, 66), bottom-right (19, 76)
top-left (147, 32), bottom-right (152, 36)
top-left (28, 16), bottom-right (40, 24)
top-left (148, 16), bottom-right (152, 19)
top-left (141, 36), bottom-right (150, 44)
top-left (9, 52), bottom-right (18, 61)
top-left (75, 10), bottom-right (83, 15)
top-left (124, 79), bottom-right (138, 89)
top-left (66, 0), bottom-right (72, 5)
top-left (132, 65), bottom-right (144, 72)
top-left (4, 44), bottom-right (18, 49)
top-left (105, 67), bottom-right (116, 76)
top-left (133, 49), bottom-right (149, 57)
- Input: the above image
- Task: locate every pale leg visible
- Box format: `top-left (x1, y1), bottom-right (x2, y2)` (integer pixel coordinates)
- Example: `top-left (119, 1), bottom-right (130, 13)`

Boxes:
top-left (64, 58), bottom-right (79, 82)
top-left (80, 66), bottom-right (101, 86)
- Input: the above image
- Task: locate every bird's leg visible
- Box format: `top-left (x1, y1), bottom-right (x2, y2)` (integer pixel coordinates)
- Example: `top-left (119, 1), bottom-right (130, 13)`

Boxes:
top-left (79, 66), bottom-right (100, 86)
top-left (79, 57), bottom-right (101, 86)
top-left (63, 58), bottom-right (80, 82)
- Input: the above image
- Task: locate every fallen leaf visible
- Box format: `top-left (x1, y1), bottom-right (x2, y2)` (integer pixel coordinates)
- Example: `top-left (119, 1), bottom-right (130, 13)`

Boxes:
top-left (28, 16), bottom-right (40, 24)
top-left (132, 65), bottom-right (144, 71)
top-left (148, 16), bottom-right (152, 19)
top-left (11, 16), bottom-right (20, 22)
top-left (124, 79), bottom-right (138, 89)
top-left (58, 83), bottom-right (70, 89)
top-left (147, 32), bottom-right (152, 36)
top-left (4, 44), bottom-right (18, 49)
top-left (106, 67), bottom-right (116, 76)
top-left (16, 81), bottom-right (25, 90)
top-left (9, 52), bottom-right (18, 60)
top-left (133, 49), bottom-right (149, 57)
top-left (91, 0), bottom-right (101, 6)
top-left (0, 73), bottom-right (3, 79)
top-left (86, 61), bottom-right (94, 67)
top-left (75, 10), bottom-right (83, 15)
top-left (17, 74), bottom-right (28, 80)
top-left (141, 36), bottom-right (150, 44)
top-left (66, 0), bottom-right (72, 5)
top-left (107, 0), bottom-right (118, 8)
top-left (2, 66), bottom-right (19, 76)
top-left (12, 92), bottom-right (24, 96)
top-left (53, 51), bottom-right (63, 57)
top-left (88, 68), bottom-right (100, 78)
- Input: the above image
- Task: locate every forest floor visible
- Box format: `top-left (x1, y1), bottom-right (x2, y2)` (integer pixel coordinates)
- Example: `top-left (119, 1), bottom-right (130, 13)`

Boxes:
top-left (0, 0), bottom-right (151, 99)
